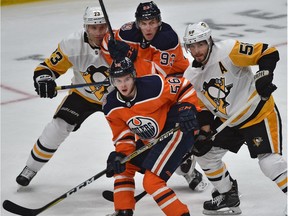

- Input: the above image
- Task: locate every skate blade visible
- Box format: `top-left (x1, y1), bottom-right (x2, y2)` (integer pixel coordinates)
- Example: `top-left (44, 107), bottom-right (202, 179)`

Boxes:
top-left (203, 206), bottom-right (242, 215)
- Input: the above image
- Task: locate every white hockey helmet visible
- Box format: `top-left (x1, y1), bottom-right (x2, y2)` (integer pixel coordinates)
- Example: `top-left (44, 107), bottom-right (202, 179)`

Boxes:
top-left (183, 22), bottom-right (212, 52)
top-left (83, 6), bottom-right (106, 25)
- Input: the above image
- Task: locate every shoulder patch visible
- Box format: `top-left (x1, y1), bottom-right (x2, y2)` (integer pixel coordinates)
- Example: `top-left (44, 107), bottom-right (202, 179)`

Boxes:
top-left (120, 22), bottom-right (134, 31)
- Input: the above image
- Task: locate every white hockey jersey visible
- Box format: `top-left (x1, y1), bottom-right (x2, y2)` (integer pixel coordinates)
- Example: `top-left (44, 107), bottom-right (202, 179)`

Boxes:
top-left (34, 29), bottom-right (113, 104)
top-left (184, 39), bottom-right (278, 128)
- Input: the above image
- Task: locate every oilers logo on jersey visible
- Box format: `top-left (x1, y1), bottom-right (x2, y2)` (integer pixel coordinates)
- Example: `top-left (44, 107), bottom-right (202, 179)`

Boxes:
top-left (202, 77), bottom-right (233, 115)
top-left (128, 116), bottom-right (159, 140)
top-left (81, 65), bottom-right (110, 100)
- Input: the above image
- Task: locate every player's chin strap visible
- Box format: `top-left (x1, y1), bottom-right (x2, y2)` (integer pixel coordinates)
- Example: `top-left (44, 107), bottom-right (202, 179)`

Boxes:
top-left (2, 126), bottom-right (180, 216)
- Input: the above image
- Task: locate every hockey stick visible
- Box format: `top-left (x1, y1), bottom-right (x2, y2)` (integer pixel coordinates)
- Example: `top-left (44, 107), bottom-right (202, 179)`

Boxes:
top-left (55, 81), bottom-right (110, 90)
top-left (210, 93), bottom-right (259, 139)
top-left (2, 169), bottom-right (107, 216)
top-left (102, 93), bottom-right (261, 203)
top-left (2, 126), bottom-right (180, 216)
top-left (99, 0), bottom-right (115, 41)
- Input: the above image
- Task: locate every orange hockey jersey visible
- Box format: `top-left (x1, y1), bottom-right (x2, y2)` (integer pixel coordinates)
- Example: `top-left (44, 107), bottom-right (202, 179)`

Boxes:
top-left (102, 22), bottom-right (189, 77)
top-left (103, 74), bottom-right (200, 156)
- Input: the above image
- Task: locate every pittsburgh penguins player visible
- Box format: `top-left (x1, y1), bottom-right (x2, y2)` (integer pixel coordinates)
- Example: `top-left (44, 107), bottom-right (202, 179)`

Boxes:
top-left (183, 21), bottom-right (286, 215)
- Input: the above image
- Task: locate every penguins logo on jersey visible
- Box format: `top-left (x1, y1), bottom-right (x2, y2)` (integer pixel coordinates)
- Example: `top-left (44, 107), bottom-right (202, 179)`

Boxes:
top-left (128, 116), bottom-right (158, 140)
top-left (253, 137), bottom-right (263, 147)
top-left (202, 77), bottom-right (233, 115)
top-left (81, 65), bottom-right (110, 100)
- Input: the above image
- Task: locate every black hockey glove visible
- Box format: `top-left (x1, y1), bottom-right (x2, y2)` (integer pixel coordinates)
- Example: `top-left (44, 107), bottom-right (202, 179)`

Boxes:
top-left (191, 130), bottom-right (213, 157)
top-left (177, 102), bottom-right (199, 134)
top-left (108, 39), bottom-right (138, 62)
top-left (106, 151), bottom-right (126, 178)
top-left (254, 70), bottom-right (277, 100)
top-left (34, 74), bottom-right (57, 98)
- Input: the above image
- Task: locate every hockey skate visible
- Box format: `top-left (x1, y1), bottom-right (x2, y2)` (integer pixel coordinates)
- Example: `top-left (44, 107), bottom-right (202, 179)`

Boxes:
top-left (179, 157), bottom-right (209, 191)
top-left (203, 180), bottom-right (241, 215)
top-left (210, 179), bottom-right (240, 199)
top-left (106, 210), bottom-right (133, 216)
top-left (16, 166), bottom-right (37, 186)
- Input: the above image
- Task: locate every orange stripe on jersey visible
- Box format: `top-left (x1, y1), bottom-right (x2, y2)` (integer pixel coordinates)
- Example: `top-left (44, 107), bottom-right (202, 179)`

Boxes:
top-left (114, 176), bottom-right (135, 210)
top-left (113, 129), bottom-right (134, 143)
top-left (153, 188), bottom-right (189, 216)
top-left (152, 187), bottom-right (180, 213)
top-left (104, 75), bottom-right (200, 157)
top-left (102, 25), bottom-right (189, 77)
top-left (152, 130), bottom-right (182, 176)
top-left (114, 175), bottom-right (135, 193)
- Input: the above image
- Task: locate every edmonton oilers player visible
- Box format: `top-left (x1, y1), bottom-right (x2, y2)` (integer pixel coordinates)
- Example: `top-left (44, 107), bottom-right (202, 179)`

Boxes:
top-left (103, 57), bottom-right (200, 216)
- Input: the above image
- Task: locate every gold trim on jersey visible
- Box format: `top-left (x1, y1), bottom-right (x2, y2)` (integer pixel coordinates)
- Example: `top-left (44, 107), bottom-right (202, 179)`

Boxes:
top-left (229, 41), bottom-right (277, 67)
top-left (44, 45), bottom-right (73, 75)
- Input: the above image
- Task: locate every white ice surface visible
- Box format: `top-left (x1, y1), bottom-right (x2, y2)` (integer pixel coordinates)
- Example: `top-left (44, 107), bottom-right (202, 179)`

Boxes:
top-left (1, 0), bottom-right (287, 215)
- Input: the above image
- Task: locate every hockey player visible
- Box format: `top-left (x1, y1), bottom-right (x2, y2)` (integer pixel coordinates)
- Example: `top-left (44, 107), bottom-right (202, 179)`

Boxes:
top-left (103, 57), bottom-right (200, 216)
top-left (183, 21), bottom-right (287, 215)
top-left (16, 7), bottom-right (114, 186)
top-left (102, 1), bottom-right (208, 192)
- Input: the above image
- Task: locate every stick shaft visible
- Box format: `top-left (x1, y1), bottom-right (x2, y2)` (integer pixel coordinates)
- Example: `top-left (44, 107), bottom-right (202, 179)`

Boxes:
top-left (55, 81), bottom-right (110, 90)
top-left (121, 126), bottom-right (180, 164)
top-left (212, 94), bottom-right (259, 139)
top-left (99, 0), bottom-right (114, 40)
top-left (2, 127), bottom-right (180, 215)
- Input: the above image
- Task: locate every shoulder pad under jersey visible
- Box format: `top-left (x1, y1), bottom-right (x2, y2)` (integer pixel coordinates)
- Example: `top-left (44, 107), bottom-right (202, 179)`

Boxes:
top-left (136, 75), bottom-right (163, 100)
top-left (150, 22), bottom-right (179, 50)
top-left (118, 22), bottom-right (142, 43)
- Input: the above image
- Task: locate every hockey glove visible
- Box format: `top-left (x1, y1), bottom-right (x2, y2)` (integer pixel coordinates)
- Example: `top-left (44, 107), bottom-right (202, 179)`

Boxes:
top-left (108, 39), bottom-right (138, 62)
top-left (191, 130), bottom-right (213, 157)
top-left (177, 103), bottom-right (199, 133)
top-left (34, 74), bottom-right (57, 98)
top-left (254, 70), bottom-right (277, 100)
top-left (106, 151), bottom-right (126, 178)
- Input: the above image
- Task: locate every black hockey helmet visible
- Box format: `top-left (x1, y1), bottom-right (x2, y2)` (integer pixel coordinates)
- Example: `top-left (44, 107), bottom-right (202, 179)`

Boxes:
top-left (109, 57), bottom-right (136, 79)
top-left (135, 1), bottom-right (161, 23)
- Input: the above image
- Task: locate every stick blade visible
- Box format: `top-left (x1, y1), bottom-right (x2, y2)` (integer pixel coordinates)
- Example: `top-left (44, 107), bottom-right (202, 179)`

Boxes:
top-left (102, 190), bottom-right (147, 203)
top-left (3, 200), bottom-right (38, 216)
top-left (102, 190), bottom-right (114, 202)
